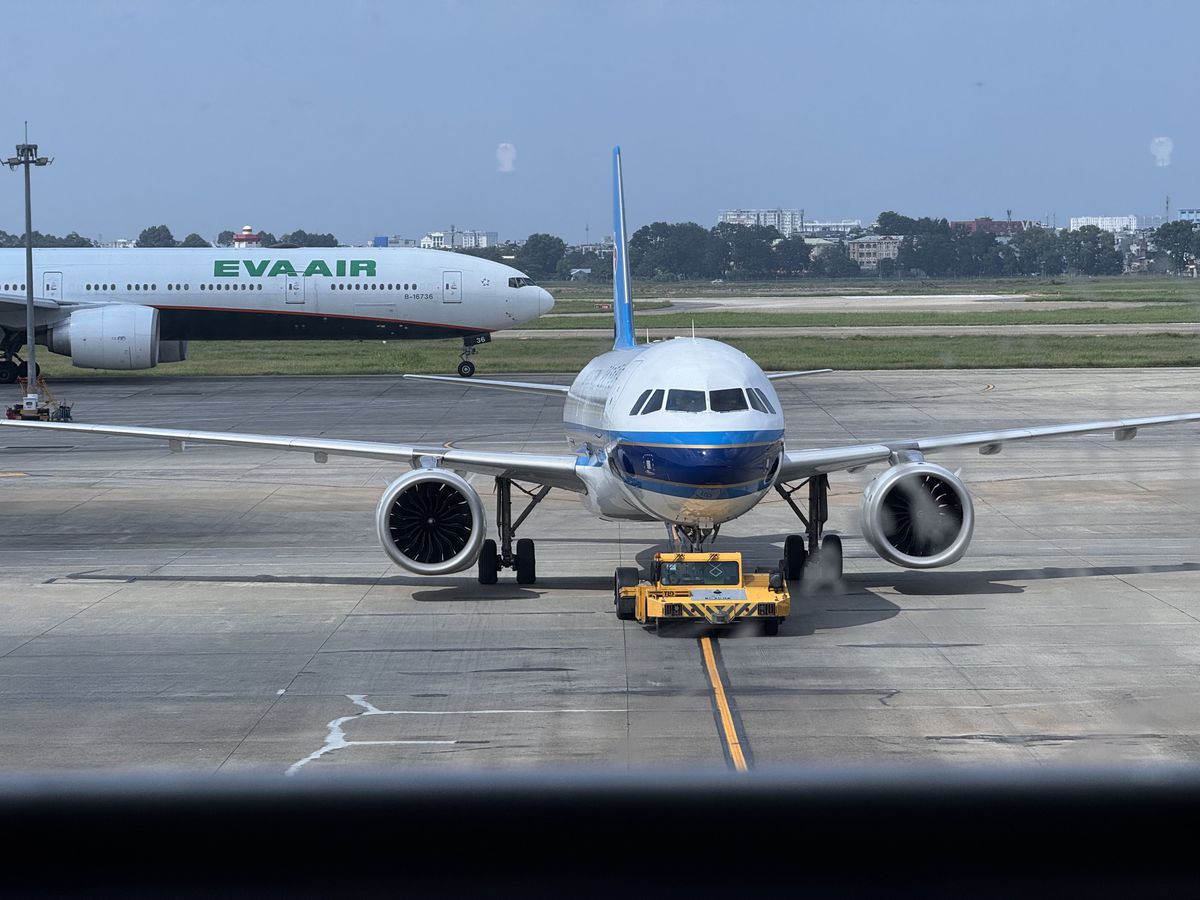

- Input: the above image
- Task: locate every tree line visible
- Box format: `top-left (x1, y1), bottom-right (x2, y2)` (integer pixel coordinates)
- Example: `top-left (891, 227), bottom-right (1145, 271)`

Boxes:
top-left (6, 217), bottom-right (1198, 278)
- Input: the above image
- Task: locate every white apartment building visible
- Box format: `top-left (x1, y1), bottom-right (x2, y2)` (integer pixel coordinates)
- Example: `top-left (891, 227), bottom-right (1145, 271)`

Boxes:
top-left (1068, 215), bottom-right (1139, 233)
top-left (420, 229), bottom-right (499, 250)
top-left (1179, 209), bottom-right (1200, 224)
top-left (717, 208), bottom-right (805, 236)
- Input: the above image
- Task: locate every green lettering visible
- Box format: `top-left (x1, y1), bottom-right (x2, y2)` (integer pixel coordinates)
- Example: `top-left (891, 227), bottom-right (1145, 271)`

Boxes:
top-left (243, 259), bottom-right (269, 277)
top-left (350, 260), bottom-right (376, 277)
top-left (336, 260), bottom-right (347, 277)
top-left (214, 260), bottom-right (239, 277)
top-left (268, 260), bottom-right (298, 277)
top-left (303, 260), bottom-right (333, 277)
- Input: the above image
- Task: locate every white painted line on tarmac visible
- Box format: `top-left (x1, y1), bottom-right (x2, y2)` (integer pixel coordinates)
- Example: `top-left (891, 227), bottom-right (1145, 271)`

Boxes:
top-left (286, 695), bottom-right (625, 775)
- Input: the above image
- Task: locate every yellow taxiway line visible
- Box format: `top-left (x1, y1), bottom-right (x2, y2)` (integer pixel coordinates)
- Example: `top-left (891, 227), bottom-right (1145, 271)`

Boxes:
top-left (699, 635), bottom-right (748, 772)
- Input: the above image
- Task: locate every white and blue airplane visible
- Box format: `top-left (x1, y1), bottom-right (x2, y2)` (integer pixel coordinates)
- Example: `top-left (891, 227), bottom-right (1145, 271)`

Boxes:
top-left (3, 148), bottom-right (1199, 624)
top-left (0, 245), bottom-right (553, 381)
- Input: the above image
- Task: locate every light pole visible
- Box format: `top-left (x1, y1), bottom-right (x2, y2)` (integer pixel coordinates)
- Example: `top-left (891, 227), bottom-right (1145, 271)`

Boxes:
top-left (5, 130), bottom-right (51, 409)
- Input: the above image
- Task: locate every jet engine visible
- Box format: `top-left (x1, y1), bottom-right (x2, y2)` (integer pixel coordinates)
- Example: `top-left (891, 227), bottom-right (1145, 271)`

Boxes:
top-left (375, 469), bottom-right (487, 575)
top-left (861, 460), bottom-right (974, 569)
top-left (47, 306), bottom-right (160, 370)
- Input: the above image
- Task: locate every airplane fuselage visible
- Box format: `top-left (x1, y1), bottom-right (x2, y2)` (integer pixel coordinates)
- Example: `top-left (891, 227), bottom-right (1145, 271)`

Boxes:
top-left (565, 337), bottom-right (785, 528)
top-left (0, 247), bottom-right (552, 344)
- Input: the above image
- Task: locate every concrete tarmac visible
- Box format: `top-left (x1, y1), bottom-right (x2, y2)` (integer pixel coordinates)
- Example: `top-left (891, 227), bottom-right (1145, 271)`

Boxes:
top-left (1, 368), bottom-right (1199, 774)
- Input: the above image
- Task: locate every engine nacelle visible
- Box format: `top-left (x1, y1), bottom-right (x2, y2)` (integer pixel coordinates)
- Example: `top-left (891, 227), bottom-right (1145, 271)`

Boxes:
top-left (47, 306), bottom-right (160, 370)
top-left (861, 461), bottom-right (974, 569)
top-left (375, 469), bottom-right (487, 575)
top-left (158, 340), bottom-right (189, 363)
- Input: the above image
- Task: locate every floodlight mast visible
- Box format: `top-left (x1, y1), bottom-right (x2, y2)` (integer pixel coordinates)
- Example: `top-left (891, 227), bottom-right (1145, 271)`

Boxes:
top-left (5, 128), bottom-right (52, 408)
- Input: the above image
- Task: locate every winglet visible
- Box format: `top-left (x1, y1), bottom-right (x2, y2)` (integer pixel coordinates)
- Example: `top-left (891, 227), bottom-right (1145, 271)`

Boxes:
top-left (611, 146), bottom-right (636, 350)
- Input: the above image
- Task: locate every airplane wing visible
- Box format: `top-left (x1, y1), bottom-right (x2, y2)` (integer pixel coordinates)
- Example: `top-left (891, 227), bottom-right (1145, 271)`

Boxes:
top-left (0, 420), bottom-right (586, 492)
top-left (0, 291), bottom-right (60, 310)
top-left (777, 413), bottom-right (1200, 482)
top-left (403, 374), bottom-right (570, 397)
top-left (766, 369), bottom-right (833, 381)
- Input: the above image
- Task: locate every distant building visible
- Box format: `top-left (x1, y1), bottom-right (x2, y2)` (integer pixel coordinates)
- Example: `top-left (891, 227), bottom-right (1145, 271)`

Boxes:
top-left (95, 238), bottom-right (136, 249)
top-left (1179, 208), bottom-right (1200, 224)
top-left (457, 230), bottom-right (498, 249)
top-left (1068, 215), bottom-right (1139, 233)
top-left (569, 268), bottom-right (592, 281)
top-left (950, 217), bottom-right (1039, 237)
top-left (801, 236), bottom-right (839, 257)
top-left (795, 219), bottom-right (862, 236)
top-left (420, 229), bottom-right (498, 250)
top-left (848, 235), bottom-right (901, 269)
top-left (387, 236), bottom-right (419, 248)
top-left (232, 225), bottom-right (262, 249)
top-left (718, 208), bottom-right (805, 236)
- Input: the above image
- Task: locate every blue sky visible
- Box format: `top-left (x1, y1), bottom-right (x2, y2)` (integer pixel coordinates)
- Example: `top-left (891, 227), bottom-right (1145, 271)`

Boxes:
top-left (2, 0), bottom-right (1194, 244)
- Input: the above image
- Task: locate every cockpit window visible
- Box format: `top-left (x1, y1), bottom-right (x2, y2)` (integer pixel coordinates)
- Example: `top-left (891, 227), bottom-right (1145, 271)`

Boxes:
top-left (665, 389), bottom-right (706, 413)
top-left (508, 277), bottom-right (535, 288)
top-left (629, 389), bottom-right (652, 416)
top-left (746, 388), bottom-right (769, 413)
top-left (709, 388), bottom-right (748, 412)
top-left (641, 389), bottom-right (664, 414)
top-left (752, 387), bottom-right (777, 414)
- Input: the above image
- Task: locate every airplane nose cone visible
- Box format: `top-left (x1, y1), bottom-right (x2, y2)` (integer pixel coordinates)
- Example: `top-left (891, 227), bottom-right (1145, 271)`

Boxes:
top-left (538, 287), bottom-right (555, 314)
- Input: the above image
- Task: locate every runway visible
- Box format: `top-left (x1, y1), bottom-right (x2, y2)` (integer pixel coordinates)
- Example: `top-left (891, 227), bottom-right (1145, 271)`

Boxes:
top-left (1, 369), bottom-right (1199, 773)
top-left (505, 323), bottom-right (1200, 339)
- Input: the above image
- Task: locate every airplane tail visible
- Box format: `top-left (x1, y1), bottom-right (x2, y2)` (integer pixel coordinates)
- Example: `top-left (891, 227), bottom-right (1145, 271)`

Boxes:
top-left (611, 146), bottom-right (636, 350)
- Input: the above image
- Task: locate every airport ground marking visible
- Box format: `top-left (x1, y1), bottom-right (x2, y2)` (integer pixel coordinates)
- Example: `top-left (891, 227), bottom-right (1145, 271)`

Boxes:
top-left (287, 695), bottom-right (626, 775)
top-left (699, 636), bottom-right (750, 772)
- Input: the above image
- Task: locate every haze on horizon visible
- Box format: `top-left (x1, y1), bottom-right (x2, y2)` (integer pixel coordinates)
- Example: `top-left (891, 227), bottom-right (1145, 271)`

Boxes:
top-left (1, 0), bottom-right (1194, 245)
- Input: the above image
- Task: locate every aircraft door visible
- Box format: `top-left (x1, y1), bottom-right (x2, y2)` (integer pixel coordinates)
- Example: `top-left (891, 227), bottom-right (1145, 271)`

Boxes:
top-left (285, 275), bottom-right (306, 305)
top-left (442, 270), bottom-right (462, 303)
top-left (43, 272), bottom-right (62, 301)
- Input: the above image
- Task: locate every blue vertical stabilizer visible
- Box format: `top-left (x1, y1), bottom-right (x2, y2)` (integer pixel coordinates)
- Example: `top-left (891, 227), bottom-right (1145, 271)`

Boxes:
top-left (611, 146), bottom-right (636, 350)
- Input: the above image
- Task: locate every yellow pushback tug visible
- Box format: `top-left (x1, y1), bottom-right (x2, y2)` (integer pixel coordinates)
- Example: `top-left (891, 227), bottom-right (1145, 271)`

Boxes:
top-left (614, 551), bottom-right (790, 636)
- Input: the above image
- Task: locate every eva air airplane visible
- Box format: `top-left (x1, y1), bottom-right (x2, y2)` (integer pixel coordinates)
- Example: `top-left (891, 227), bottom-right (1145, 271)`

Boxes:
top-left (0, 245), bottom-right (554, 382)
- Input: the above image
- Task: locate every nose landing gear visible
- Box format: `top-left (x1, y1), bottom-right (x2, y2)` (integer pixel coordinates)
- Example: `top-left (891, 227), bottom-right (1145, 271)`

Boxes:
top-left (457, 333), bottom-right (492, 378)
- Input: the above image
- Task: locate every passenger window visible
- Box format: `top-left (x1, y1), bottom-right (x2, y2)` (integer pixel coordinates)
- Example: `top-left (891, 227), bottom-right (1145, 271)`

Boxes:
top-left (710, 388), bottom-right (748, 412)
top-left (629, 389), bottom-right (652, 416)
top-left (641, 389), bottom-right (664, 414)
top-left (666, 389), bottom-right (706, 413)
top-left (752, 388), bottom-right (777, 414)
top-left (747, 388), bottom-right (769, 413)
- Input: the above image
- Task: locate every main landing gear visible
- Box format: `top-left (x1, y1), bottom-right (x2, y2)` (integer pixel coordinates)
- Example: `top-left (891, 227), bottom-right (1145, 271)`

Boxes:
top-left (0, 329), bottom-right (34, 385)
top-left (775, 473), bottom-right (843, 587)
top-left (477, 476), bottom-right (551, 586)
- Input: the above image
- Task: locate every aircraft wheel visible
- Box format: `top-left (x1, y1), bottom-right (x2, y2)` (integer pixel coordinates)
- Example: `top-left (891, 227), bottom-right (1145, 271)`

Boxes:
top-left (477, 539), bottom-right (498, 585)
top-left (0, 361), bottom-right (17, 385)
top-left (15, 360), bottom-right (38, 380)
top-left (613, 567), bottom-right (639, 605)
top-left (784, 534), bottom-right (807, 581)
top-left (515, 538), bottom-right (536, 584)
top-left (820, 534), bottom-right (843, 581)
top-left (457, 360), bottom-right (476, 378)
